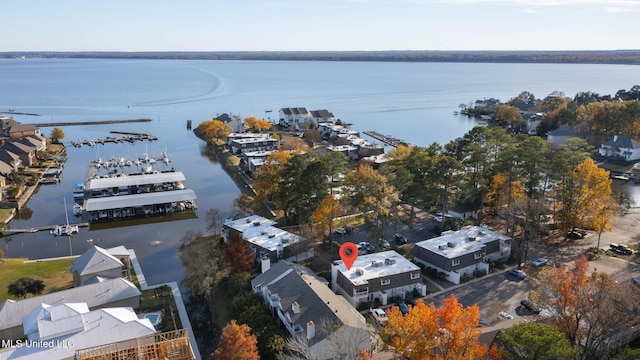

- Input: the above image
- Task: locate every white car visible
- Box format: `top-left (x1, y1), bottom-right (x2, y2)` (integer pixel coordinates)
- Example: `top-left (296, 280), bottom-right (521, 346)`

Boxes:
top-left (370, 308), bottom-right (388, 324)
top-left (498, 311), bottom-right (514, 320)
top-left (434, 216), bottom-right (443, 223)
top-left (334, 227), bottom-right (346, 235)
top-left (532, 258), bottom-right (548, 267)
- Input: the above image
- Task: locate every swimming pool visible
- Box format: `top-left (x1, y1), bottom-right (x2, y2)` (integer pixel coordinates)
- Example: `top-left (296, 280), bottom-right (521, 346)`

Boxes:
top-left (141, 311), bottom-right (163, 327)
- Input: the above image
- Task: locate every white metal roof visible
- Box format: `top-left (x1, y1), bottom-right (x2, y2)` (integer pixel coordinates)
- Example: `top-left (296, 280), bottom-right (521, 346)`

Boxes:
top-left (85, 189), bottom-right (196, 211)
top-left (335, 250), bottom-right (421, 286)
top-left (86, 171), bottom-right (186, 190)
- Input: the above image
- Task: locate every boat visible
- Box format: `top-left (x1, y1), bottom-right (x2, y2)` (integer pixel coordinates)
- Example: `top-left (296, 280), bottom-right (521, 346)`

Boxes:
top-left (50, 199), bottom-right (79, 237)
top-left (73, 182), bottom-right (85, 199)
top-left (73, 203), bottom-right (83, 216)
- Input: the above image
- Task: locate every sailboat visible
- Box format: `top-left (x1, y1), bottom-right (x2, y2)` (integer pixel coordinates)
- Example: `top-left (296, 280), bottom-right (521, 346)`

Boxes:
top-left (50, 198), bottom-right (80, 237)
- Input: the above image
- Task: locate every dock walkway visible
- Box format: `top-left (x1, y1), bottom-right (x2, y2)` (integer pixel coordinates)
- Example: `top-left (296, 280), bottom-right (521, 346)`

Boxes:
top-left (2, 223), bottom-right (89, 236)
top-left (363, 131), bottom-right (405, 147)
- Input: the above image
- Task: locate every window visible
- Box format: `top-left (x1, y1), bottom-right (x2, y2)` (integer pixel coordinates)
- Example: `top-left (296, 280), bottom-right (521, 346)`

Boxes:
top-left (474, 253), bottom-right (483, 259)
top-left (355, 287), bottom-right (369, 295)
top-left (411, 273), bottom-right (420, 280)
top-left (452, 259), bottom-right (460, 266)
top-left (381, 279), bottom-right (390, 286)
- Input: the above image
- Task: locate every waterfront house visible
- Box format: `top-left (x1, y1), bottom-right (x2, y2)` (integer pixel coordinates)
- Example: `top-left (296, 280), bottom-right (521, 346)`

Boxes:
top-left (222, 215), bottom-right (313, 263)
top-left (0, 277), bottom-right (141, 341)
top-left (8, 122), bottom-right (41, 139)
top-left (243, 150), bottom-right (276, 173)
top-left (252, 261), bottom-right (371, 360)
top-left (2, 140), bottom-right (36, 166)
top-left (327, 145), bottom-right (359, 161)
top-left (214, 112), bottom-right (244, 133)
top-left (309, 109), bottom-right (336, 124)
top-left (331, 250), bottom-right (426, 308)
top-left (16, 134), bottom-right (47, 152)
top-left (279, 107), bottom-right (311, 130)
top-left (0, 149), bottom-right (22, 175)
top-left (599, 135), bottom-right (640, 161)
top-left (70, 244), bottom-right (132, 287)
top-left (0, 302), bottom-right (160, 360)
top-left (546, 125), bottom-right (583, 149)
top-left (412, 226), bottom-right (511, 285)
top-left (526, 113), bottom-right (543, 135)
top-left (474, 98), bottom-right (501, 109)
top-left (229, 135), bottom-right (278, 155)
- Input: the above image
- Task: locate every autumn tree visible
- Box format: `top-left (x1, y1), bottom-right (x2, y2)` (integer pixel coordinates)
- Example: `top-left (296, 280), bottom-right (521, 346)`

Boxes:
top-left (312, 195), bottom-right (341, 242)
top-left (497, 322), bottom-right (577, 360)
top-left (530, 256), bottom-right (640, 359)
top-left (211, 320), bottom-right (260, 360)
top-left (345, 164), bottom-right (400, 246)
top-left (232, 193), bottom-right (255, 218)
top-left (179, 230), bottom-right (225, 300)
top-left (224, 232), bottom-right (256, 274)
top-left (302, 128), bottom-right (322, 147)
top-left (554, 158), bottom-right (613, 237)
top-left (198, 119), bottom-right (232, 140)
top-left (205, 208), bottom-right (223, 235)
top-left (50, 127), bottom-right (65, 143)
top-left (384, 295), bottom-right (500, 360)
top-left (495, 104), bottom-right (525, 130)
top-left (280, 136), bottom-right (310, 152)
top-left (253, 149), bottom-right (295, 203)
top-left (245, 117), bottom-right (272, 133)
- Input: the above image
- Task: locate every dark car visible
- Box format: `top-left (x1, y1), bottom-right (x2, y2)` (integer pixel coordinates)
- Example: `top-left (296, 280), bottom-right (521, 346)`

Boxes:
top-left (394, 233), bottom-right (408, 245)
top-left (395, 301), bottom-right (410, 315)
top-left (508, 269), bottom-right (527, 280)
top-left (610, 243), bottom-right (633, 255)
top-left (520, 299), bottom-right (541, 314)
top-left (566, 231), bottom-right (585, 240)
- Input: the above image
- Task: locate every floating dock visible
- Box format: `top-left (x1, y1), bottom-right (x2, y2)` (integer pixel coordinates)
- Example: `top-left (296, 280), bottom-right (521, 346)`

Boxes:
top-left (2, 223), bottom-right (89, 236)
top-left (363, 131), bottom-right (405, 147)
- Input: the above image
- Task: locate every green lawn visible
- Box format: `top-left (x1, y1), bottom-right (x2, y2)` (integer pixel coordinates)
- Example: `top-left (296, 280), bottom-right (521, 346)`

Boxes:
top-left (0, 208), bottom-right (13, 224)
top-left (140, 285), bottom-right (182, 331)
top-left (0, 258), bottom-right (74, 301)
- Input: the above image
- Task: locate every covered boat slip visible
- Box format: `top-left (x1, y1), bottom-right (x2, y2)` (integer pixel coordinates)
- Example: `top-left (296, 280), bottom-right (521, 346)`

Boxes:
top-left (86, 171), bottom-right (186, 190)
top-left (85, 189), bottom-right (197, 212)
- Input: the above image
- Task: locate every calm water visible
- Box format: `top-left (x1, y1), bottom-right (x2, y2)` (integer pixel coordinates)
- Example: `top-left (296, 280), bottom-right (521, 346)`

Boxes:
top-left (2, 58), bottom-right (640, 284)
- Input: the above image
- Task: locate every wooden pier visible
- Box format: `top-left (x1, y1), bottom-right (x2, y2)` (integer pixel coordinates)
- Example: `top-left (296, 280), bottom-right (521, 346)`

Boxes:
top-left (32, 118), bottom-right (152, 127)
top-left (70, 132), bottom-right (157, 148)
top-left (1, 222), bottom-right (89, 236)
top-left (363, 131), bottom-right (405, 147)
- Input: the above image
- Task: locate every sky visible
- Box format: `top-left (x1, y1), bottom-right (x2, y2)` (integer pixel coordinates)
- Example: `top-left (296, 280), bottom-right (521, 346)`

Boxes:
top-left (2, 0), bottom-right (639, 52)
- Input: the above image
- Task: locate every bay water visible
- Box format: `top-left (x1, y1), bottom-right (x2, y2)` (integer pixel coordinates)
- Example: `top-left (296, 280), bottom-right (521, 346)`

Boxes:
top-left (1, 58), bottom-right (640, 284)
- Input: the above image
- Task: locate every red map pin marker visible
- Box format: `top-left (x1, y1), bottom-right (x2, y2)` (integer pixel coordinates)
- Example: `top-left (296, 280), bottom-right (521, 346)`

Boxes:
top-left (339, 242), bottom-right (359, 270)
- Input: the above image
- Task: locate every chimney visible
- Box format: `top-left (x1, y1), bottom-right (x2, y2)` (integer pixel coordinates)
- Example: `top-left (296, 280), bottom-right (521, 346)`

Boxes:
top-left (292, 301), bottom-right (300, 314)
top-left (86, 238), bottom-right (94, 249)
top-left (306, 321), bottom-right (315, 340)
top-left (261, 256), bottom-right (271, 273)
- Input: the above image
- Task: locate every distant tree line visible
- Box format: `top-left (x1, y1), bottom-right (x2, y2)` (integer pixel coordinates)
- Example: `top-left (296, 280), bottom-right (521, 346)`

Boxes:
top-left (5, 50), bottom-right (640, 65)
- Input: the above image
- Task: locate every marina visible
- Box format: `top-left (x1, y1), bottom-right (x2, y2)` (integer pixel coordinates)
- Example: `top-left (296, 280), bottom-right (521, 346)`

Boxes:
top-left (363, 131), bottom-right (405, 147)
top-left (70, 131), bottom-right (158, 148)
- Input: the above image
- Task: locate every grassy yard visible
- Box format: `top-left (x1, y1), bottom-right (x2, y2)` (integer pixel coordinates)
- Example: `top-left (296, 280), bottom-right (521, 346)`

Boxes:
top-left (0, 258), bottom-right (74, 301)
top-left (139, 285), bottom-right (183, 331)
top-left (0, 208), bottom-right (13, 224)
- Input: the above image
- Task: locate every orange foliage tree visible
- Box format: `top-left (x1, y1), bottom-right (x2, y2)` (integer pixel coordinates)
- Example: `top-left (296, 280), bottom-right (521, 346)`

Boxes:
top-left (384, 295), bottom-right (501, 360)
top-left (252, 149), bottom-right (295, 203)
top-left (224, 232), bottom-right (256, 274)
top-left (244, 117), bottom-right (272, 133)
top-left (210, 320), bottom-right (260, 360)
top-left (531, 256), bottom-right (640, 359)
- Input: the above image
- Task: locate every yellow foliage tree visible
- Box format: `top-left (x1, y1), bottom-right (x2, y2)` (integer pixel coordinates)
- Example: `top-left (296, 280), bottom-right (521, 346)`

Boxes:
top-left (198, 119), bottom-right (232, 140)
top-left (312, 195), bottom-right (341, 241)
top-left (244, 117), bottom-right (272, 133)
top-left (385, 295), bottom-right (500, 360)
top-left (252, 149), bottom-right (294, 203)
top-left (486, 172), bottom-right (525, 214)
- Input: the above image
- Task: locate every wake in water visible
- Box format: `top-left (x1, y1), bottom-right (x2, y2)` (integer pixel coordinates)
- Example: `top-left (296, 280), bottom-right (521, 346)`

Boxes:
top-left (133, 67), bottom-right (227, 107)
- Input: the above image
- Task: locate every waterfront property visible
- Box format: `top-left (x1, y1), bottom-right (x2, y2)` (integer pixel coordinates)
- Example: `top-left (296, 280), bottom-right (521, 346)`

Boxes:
top-left (222, 215), bottom-right (313, 263)
top-left (229, 134), bottom-right (278, 155)
top-left (546, 125), bottom-right (584, 149)
top-left (412, 225), bottom-right (511, 285)
top-left (331, 250), bottom-right (426, 308)
top-left (70, 244), bottom-right (132, 287)
top-left (213, 112), bottom-right (244, 133)
top-left (599, 135), bottom-right (640, 161)
top-left (0, 277), bottom-right (141, 341)
top-left (252, 261), bottom-right (371, 360)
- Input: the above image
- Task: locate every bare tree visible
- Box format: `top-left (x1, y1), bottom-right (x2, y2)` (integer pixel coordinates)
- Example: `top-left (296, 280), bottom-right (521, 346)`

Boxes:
top-left (205, 209), bottom-right (223, 235)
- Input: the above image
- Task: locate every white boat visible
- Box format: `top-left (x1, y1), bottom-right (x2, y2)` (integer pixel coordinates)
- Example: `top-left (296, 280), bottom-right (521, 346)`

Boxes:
top-left (73, 182), bottom-right (85, 199)
top-left (50, 199), bottom-right (79, 237)
top-left (73, 203), bottom-right (83, 216)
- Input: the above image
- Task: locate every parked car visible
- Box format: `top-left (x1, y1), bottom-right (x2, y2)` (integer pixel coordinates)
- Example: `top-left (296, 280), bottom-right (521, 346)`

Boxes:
top-left (395, 301), bottom-right (410, 315)
top-left (508, 269), bottom-right (527, 280)
top-left (566, 231), bottom-right (585, 240)
top-left (434, 216), bottom-right (444, 223)
top-left (532, 258), bottom-right (548, 267)
top-left (394, 233), bottom-right (407, 245)
top-left (359, 242), bottom-right (376, 252)
top-left (520, 299), bottom-right (541, 314)
top-left (498, 311), bottom-right (514, 320)
top-left (610, 243), bottom-right (633, 255)
top-left (370, 308), bottom-right (388, 324)
top-left (381, 239), bottom-right (391, 249)
top-left (334, 227), bottom-right (346, 235)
